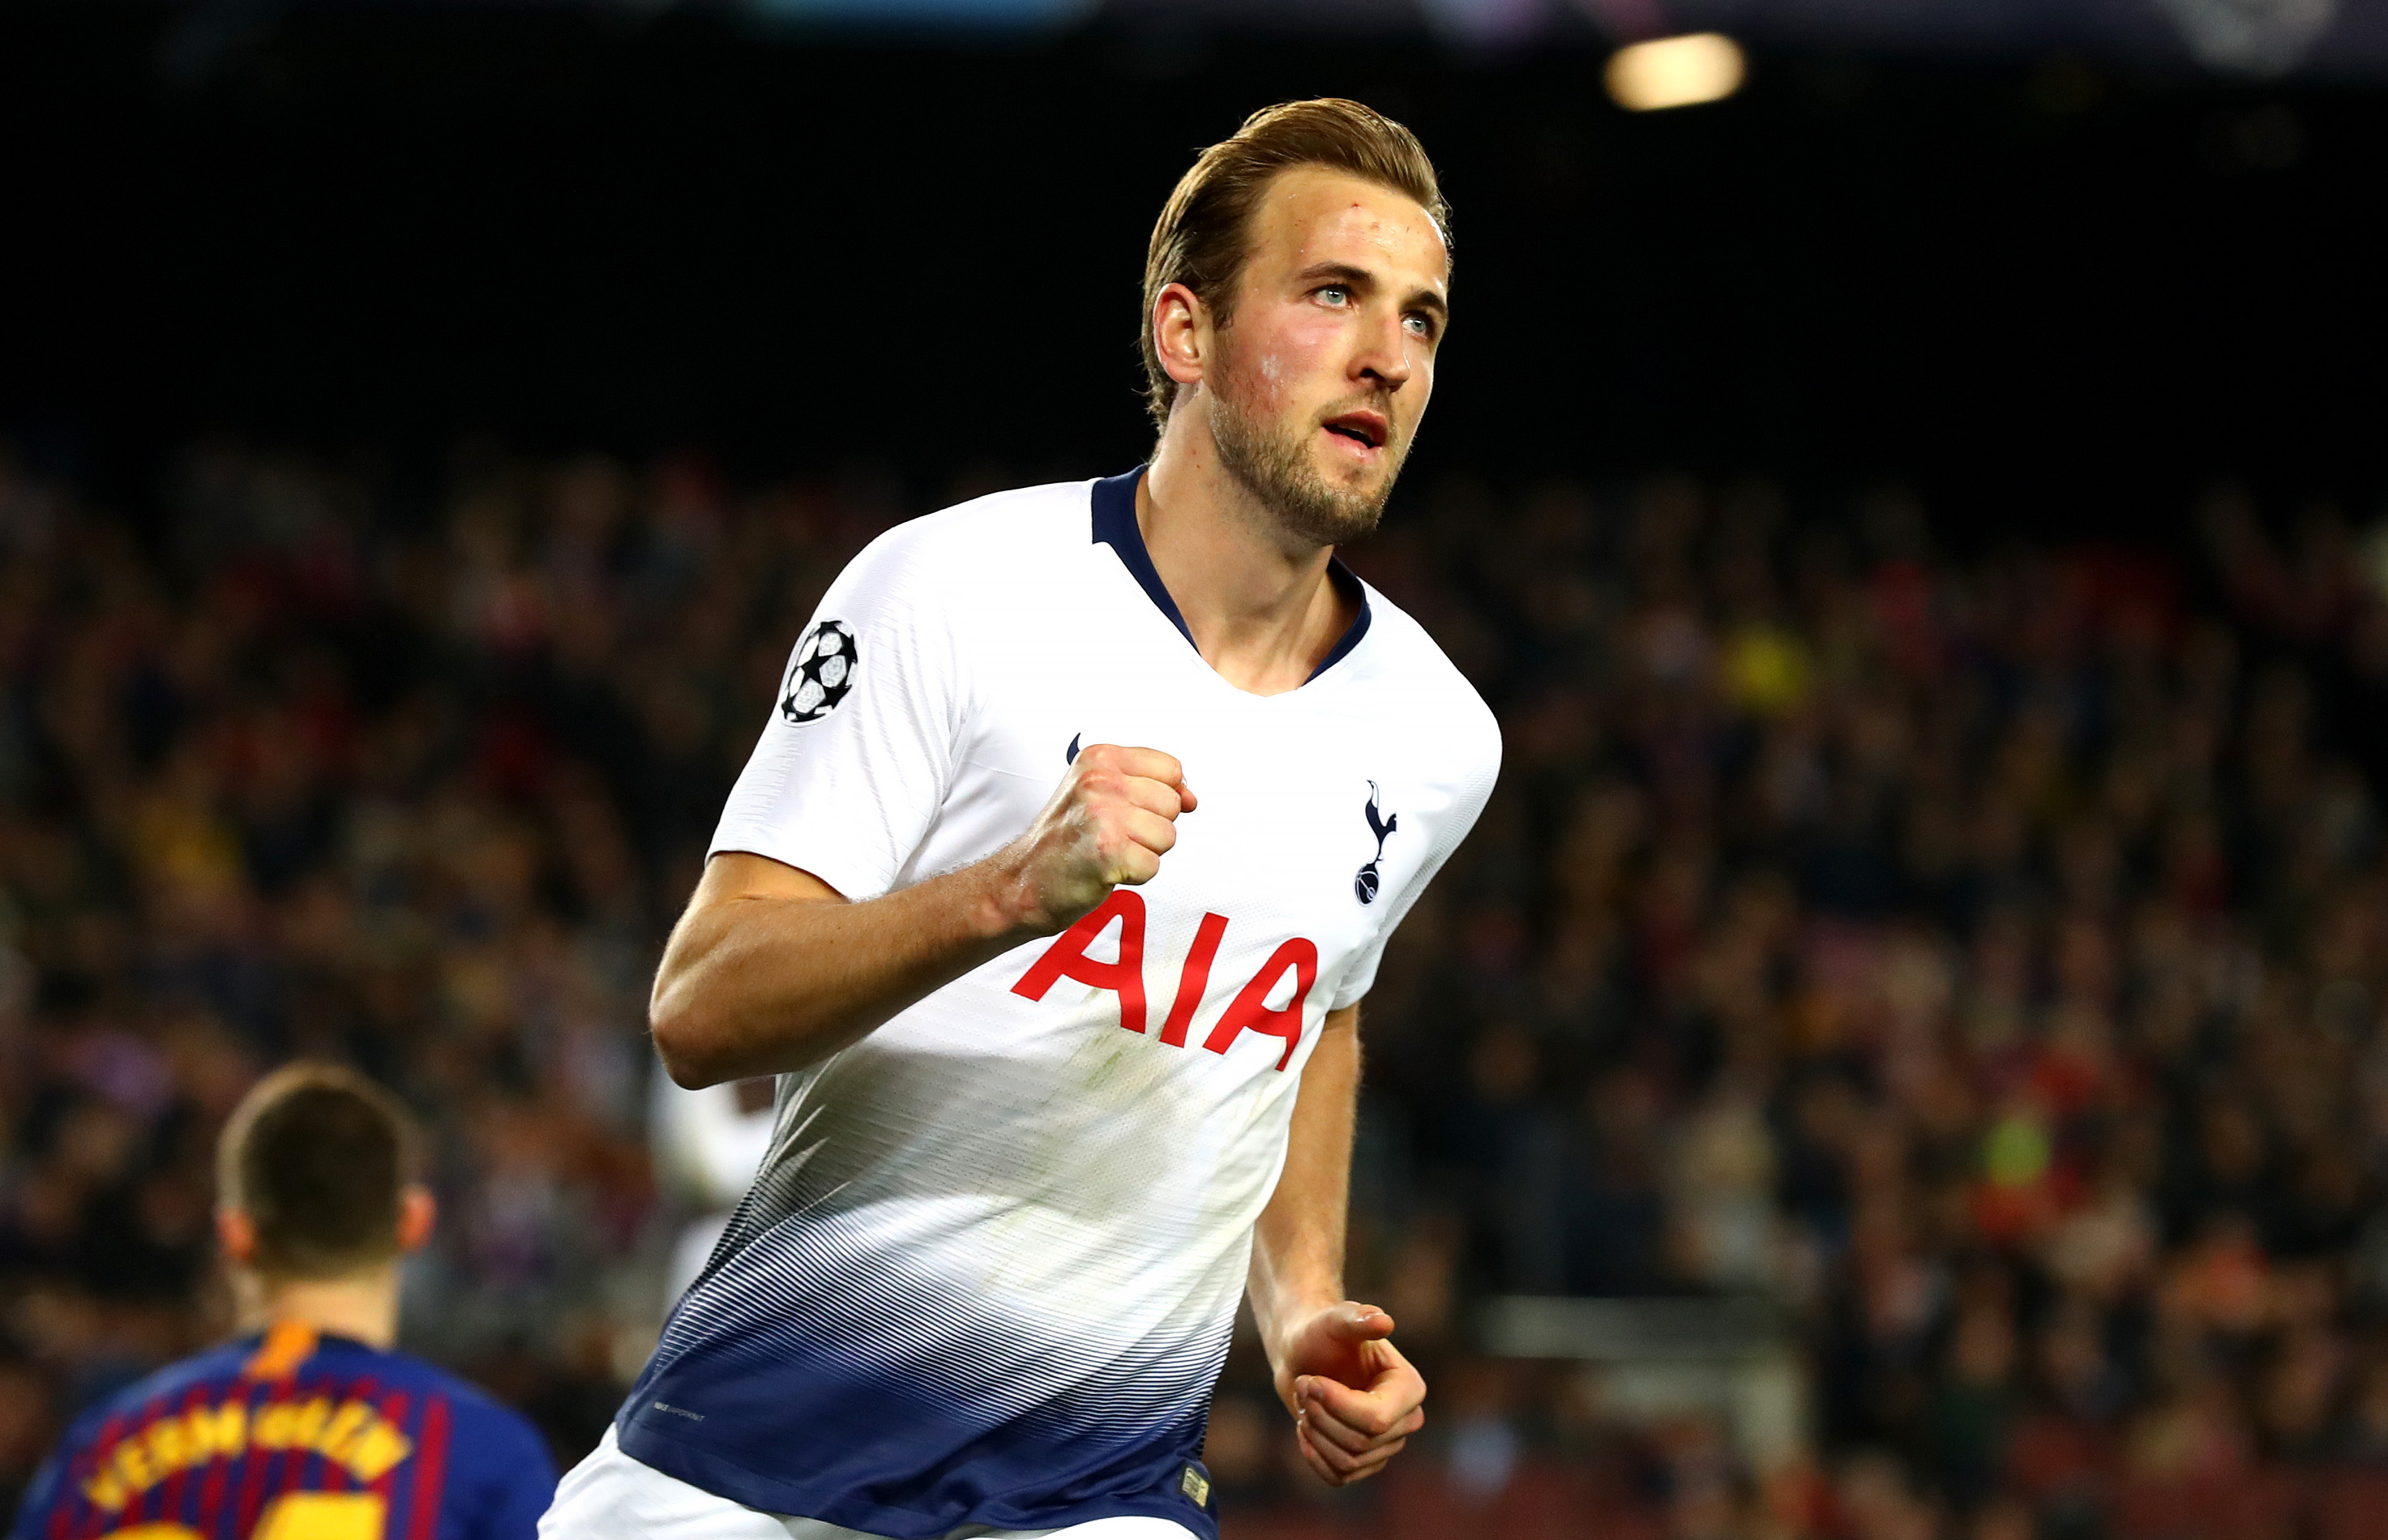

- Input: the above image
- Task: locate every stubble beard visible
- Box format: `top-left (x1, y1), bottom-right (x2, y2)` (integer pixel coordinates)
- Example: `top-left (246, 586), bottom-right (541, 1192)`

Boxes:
top-left (1205, 374), bottom-right (1410, 550)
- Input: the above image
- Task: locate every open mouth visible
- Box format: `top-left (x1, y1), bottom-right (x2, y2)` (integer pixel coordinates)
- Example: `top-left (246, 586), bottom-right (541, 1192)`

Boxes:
top-left (1323, 413), bottom-right (1386, 451)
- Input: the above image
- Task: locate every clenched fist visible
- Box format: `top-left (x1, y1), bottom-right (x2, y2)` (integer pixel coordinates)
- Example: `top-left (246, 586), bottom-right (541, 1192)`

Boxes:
top-left (1273, 1303), bottom-right (1426, 1487)
top-left (991, 743), bottom-right (1196, 935)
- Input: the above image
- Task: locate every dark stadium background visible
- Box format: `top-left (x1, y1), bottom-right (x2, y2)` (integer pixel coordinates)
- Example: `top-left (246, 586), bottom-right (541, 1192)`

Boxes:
top-left (7, 6), bottom-right (2386, 528)
top-left (9, 4), bottom-right (2388, 1538)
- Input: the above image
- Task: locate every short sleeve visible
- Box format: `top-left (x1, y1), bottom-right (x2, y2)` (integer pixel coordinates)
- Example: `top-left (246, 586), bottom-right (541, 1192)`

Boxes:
top-left (1330, 722), bottom-right (1501, 1012)
top-left (710, 525), bottom-right (970, 901)
top-left (1330, 839), bottom-right (1457, 1012)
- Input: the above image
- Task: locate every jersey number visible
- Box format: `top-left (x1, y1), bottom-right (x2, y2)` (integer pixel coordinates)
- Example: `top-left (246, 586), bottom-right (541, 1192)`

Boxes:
top-left (107, 1492), bottom-right (387, 1539)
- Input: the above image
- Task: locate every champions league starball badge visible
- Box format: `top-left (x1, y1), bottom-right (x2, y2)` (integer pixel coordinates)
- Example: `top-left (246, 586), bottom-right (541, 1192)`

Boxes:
top-left (781, 619), bottom-right (858, 724)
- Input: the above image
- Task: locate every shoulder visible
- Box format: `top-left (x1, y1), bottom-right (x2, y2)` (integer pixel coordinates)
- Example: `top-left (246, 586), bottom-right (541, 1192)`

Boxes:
top-left (370, 1349), bottom-right (556, 1471)
top-left (377, 1349), bottom-right (536, 1429)
top-left (1349, 581), bottom-right (1503, 775)
top-left (62, 1341), bottom-right (251, 1442)
top-left (838, 479), bottom-right (1094, 600)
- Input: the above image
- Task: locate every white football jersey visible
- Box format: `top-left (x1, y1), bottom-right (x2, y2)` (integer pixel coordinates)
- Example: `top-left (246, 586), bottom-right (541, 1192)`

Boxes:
top-left (614, 469), bottom-right (1500, 1539)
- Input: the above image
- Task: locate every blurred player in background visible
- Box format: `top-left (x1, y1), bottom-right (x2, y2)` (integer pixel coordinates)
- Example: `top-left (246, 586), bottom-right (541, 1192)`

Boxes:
top-left (11, 1063), bottom-right (556, 1540)
top-left (544, 98), bottom-right (1498, 1539)
top-left (648, 1072), bottom-right (777, 1306)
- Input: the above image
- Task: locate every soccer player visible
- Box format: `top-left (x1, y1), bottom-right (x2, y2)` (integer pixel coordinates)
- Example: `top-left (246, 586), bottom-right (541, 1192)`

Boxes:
top-left (544, 98), bottom-right (1499, 1539)
top-left (11, 1063), bottom-right (558, 1539)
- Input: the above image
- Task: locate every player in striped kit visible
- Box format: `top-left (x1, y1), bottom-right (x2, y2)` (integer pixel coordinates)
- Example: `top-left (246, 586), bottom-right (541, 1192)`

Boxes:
top-left (11, 1063), bottom-right (556, 1540)
top-left (545, 99), bottom-right (1497, 1539)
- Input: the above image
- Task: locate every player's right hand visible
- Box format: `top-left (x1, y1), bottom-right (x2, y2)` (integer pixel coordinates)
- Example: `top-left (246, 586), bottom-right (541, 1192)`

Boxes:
top-left (994, 744), bottom-right (1196, 934)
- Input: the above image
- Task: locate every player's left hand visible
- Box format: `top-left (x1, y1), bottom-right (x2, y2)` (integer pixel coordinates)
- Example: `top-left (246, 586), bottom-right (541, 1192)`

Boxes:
top-left (1271, 1301), bottom-right (1426, 1487)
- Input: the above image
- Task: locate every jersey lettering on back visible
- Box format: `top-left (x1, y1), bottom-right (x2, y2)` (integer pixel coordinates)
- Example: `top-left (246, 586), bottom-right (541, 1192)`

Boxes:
top-left (11, 1324), bottom-right (556, 1540)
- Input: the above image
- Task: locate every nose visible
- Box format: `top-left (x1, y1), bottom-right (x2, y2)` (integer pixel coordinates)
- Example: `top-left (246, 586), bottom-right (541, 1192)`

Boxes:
top-left (1354, 305), bottom-right (1415, 391)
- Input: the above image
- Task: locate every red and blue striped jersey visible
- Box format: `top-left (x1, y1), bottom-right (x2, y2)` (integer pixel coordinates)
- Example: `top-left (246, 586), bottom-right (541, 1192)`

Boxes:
top-left (9, 1322), bottom-right (556, 1540)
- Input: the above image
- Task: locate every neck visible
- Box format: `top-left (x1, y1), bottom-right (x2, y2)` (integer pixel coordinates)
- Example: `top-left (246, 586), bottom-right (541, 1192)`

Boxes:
top-left (235, 1264), bottom-right (401, 1350)
top-left (1141, 404), bottom-right (1354, 697)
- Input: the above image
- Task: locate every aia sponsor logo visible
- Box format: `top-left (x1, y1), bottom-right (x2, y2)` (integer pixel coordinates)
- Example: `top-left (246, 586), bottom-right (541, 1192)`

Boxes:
top-left (1010, 893), bottom-right (1316, 1071)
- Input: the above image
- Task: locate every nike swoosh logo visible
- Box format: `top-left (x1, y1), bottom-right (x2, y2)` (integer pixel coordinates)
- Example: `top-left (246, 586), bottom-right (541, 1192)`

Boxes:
top-left (1066, 733), bottom-right (1081, 764)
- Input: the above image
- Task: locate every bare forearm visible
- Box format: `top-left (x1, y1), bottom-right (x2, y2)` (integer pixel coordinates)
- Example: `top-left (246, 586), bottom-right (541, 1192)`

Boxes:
top-left (653, 744), bottom-right (1196, 1088)
top-left (1243, 1003), bottom-right (1423, 1487)
top-left (1248, 1004), bottom-right (1360, 1355)
top-left (650, 855), bottom-right (1037, 1087)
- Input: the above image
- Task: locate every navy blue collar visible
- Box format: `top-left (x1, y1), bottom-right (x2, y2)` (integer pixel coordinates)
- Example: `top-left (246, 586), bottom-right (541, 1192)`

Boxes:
top-left (1090, 467), bottom-right (1372, 685)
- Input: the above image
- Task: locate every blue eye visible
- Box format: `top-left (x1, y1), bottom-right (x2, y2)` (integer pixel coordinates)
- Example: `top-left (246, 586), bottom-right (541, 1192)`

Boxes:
top-left (1318, 286), bottom-right (1349, 306)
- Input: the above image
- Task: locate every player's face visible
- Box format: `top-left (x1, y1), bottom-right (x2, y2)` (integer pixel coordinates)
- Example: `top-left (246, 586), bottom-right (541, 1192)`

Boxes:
top-left (1205, 168), bottom-right (1449, 548)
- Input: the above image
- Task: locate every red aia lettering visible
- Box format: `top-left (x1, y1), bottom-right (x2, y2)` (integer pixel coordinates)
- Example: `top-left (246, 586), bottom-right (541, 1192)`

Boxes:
top-left (1009, 890), bottom-right (1149, 1036)
top-left (1012, 908), bottom-right (1318, 1071)
top-left (1203, 938), bottom-right (1319, 1072)
top-left (1158, 913), bottom-right (1230, 1047)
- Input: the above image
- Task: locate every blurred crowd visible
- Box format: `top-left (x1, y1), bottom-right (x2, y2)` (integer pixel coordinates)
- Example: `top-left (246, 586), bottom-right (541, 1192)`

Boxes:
top-left (4, 443), bottom-right (2388, 1540)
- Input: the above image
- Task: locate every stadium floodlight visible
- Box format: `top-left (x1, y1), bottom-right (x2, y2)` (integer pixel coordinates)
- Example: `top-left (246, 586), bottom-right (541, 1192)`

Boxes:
top-left (1604, 33), bottom-right (1748, 111)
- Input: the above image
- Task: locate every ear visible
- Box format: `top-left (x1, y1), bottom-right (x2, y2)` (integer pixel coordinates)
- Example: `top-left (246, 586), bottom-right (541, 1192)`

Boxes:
top-left (216, 1205), bottom-right (256, 1264)
top-left (1152, 281), bottom-right (1213, 391)
top-left (396, 1185), bottom-right (437, 1253)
